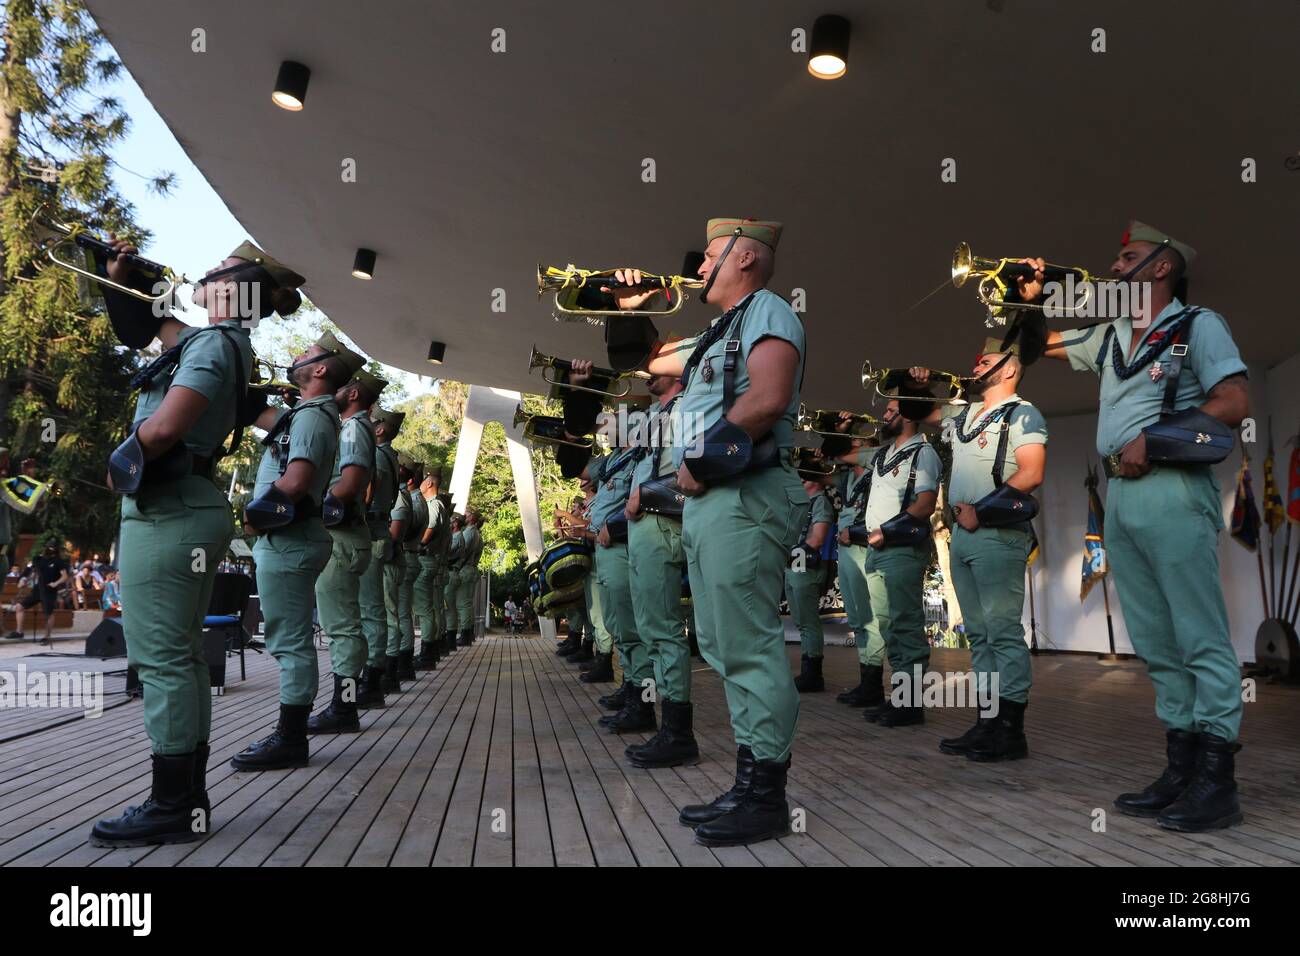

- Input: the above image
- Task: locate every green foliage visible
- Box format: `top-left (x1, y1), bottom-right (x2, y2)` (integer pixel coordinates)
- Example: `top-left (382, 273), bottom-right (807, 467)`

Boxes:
top-left (0, 0), bottom-right (156, 553)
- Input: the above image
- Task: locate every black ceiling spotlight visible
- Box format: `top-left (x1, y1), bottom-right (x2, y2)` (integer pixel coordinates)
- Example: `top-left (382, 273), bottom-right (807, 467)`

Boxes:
top-left (427, 341), bottom-right (446, 365)
top-left (351, 248), bottom-right (376, 280)
top-left (808, 14), bottom-right (850, 80)
top-left (272, 60), bottom-right (311, 111)
top-left (682, 250), bottom-right (706, 278)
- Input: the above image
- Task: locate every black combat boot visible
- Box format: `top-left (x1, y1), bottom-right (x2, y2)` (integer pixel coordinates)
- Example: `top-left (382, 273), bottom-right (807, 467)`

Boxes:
top-left (1155, 734), bottom-right (1244, 832)
top-left (231, 704), bottom-right (311, 770)
top-left (193, 741), bottom-right (211, 819)
top-left (555, 632), bottom-right (580, 656)
top-left (355, 665), bottom-right (386, 710)
top-left (693, 756), bottom-right (791, 847)
top-left (939, 713), bottom-right (996, 756)
top-left (1113, 729), bottom-right (1200, 817)
top-left (598, 680), bottom-right (632, 713)
top-left (443, 629), bottom-right (458, 655)
top-left (382, 655), bottom-right (403, 694)
top-left (580, 652), bottom-right (614, 683)
top-left (308, 674), bottom-right (362, 734)
top-left (398, 648), bottom-right (418, 681)
top-left (415, 640), bottom-right (439, 671)
top-left (90, 752), bottom-right (207, 847)
top-left (837, 663), bottom-right (883, 707)
top-left (792, 654), bottom-right (825, 693)
top-left (625, 699), bottom-right (699, 768)
top-left (874, 702), bottom-right (925, 727)
top-left (680, 746), bottom-right (756, 827)
top-left (570, 637), bottom-right (595, 665)
top-left (605, 687), bottom-right (657, 734)
top-left (457, 628), bottom-right (474, 647)
top-left (966, 698), bottom-right (1028, 762)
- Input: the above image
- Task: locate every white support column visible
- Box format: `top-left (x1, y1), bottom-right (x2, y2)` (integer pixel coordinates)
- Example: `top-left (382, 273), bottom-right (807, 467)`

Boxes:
top-left (450, 385), bottom-right (555, 641)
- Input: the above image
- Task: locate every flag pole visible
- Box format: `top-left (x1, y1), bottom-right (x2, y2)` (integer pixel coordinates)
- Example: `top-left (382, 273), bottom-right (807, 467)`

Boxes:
top-left (1257, 546), bottom-right (1271, 620)
top-left (1267, 419), bottom-right (1279, 615)
top-left (1097, 576), bottom-right (1123, 662)
top-left (1026, 564), bottom-right (1039, 655)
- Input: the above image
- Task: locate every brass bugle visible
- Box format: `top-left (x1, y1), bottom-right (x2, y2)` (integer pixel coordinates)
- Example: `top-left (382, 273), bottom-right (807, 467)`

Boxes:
top-left (512, 406), bottom-right (594, 450)
top-left (797, 403), bottom-right (882, 438)
top-left (248, 355), bottom-right (301, 400)
top-left (952, 241), bottom-right (1117, 322)
top-left (792, 447), bottom-right (849, 480)
top-left (529, 345), bottom-right (650, 399)
top-left (30, 204), bottom-right (191, 305)
top-left (861, 360), bottom-right (968, 406)
top-left (537, 263), bottom-right (703, 318)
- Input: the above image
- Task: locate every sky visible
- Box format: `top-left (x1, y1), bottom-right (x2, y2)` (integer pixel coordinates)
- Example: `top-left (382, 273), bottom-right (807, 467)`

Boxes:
top-left (104, 56), bottom-right (426, 396)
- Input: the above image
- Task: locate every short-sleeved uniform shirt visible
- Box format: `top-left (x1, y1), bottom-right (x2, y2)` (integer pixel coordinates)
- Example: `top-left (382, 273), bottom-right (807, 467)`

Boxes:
top-left (460, 525), bottom-right (483, 570)
top-left (133, 319), bottom-right (254, 457)
top-left (941, 394), bottom-right (1048, 505)
top-left (369, 443), bottom-right (400, 540)
top-left (391, 484), bottom-right (413, 536)
top-left (632, 399), bottom-right (679, 486)
top-left (1060, 299), bottom-right (1247, 456)
top-left (672, 289), bottom-right (806, 470)
top-left (839, 467), bottom-right (869, 530)
top-left (329, 409), bottom-right (375, 527)
top-left (588, 448), bottom-right (639, 532)
top-left (404, 486), bottom-right (429, 550)
top-left (424, 495), bottom-right (450, 560)
top-left (251, 395), bottom-right (340, 508)
top-left (801, 491), bottom-right (834, 545)
top-left (447, 529), bottom-right (465, 568)
top-left (861, 434), bottom-right (942, 532)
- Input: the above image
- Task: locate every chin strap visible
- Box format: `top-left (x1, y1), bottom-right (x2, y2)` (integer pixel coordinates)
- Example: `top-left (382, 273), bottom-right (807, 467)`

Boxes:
top-left (699, 227), bottom-right (743, 305)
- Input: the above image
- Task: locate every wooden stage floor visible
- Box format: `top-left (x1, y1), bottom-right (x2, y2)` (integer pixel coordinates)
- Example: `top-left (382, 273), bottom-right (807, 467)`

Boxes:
top-left (1, 633), bottom-right (1297, 867)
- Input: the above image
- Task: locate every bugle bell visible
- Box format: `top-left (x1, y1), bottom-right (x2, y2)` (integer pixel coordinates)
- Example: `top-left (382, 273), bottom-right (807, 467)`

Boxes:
top-left (30, 204), bottom-right (191, 306)
top-left (247, 355), bottom-right (301, 400)
top-left (537, 263), bottom-right (703, 318)
top-left (791, 447), bottom-right (847, 481)
top-left (952, 241), bottom-right (1118, 325)
top-left (861, 360), bottom-right (968, 407)
top-left (512, 406), bottom-right (594, 450)
top-left (528, 345), bottom-right (650, 399)
top-left (797, 403), bottom-right (882, 438)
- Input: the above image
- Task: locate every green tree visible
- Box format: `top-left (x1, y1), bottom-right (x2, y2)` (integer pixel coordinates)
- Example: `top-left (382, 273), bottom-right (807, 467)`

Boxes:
top-left (0, 0), bottom-right (170, 553)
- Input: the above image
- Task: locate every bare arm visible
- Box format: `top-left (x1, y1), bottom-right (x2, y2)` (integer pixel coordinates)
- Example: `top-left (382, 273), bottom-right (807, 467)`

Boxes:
top-left (274, 459), bottom-right (317, 502)
top-left (906, 489), bottom-right (938, 519)
top-left (1203, 373), bottom-right (1250, 428)
top-left (1005, 444), bottom-right (1046, 494)
top-left (728, 338), bottom-right (799, 439)
top-left (804, 520), bottom-right (830, 550)
top-left (136, 385), bottom-right (209, 459)
top-left (330, 463), bottom-right (369, 503)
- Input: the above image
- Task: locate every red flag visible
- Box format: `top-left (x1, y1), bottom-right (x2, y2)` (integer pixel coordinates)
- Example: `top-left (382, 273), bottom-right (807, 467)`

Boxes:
top-left (1289, 446), bottom-right (1300, 523)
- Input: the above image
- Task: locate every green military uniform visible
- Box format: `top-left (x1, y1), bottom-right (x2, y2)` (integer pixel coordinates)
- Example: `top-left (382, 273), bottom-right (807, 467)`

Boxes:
top-left (361, 420), bottom-right (401, 667)
top-left (1061, 294), bottom-right (1245, 741)
top-left (315, 403), bottom-right (377, 682)
top-left (250, 393), bottom-right (340, 705)
top-left (674, 284), bottom-right (806, 764)
top-left (628, 399), bottom-right (689, 700)
top-left (387, 471), bottom-right (417, 656)
top-left (443, 523), bottom-right (464, 644)
top-left (785, 489), bottom-right (834, 658)
top-left (415, 481), bottom-right (449, 658)
top-left (455, 519), bottom-right (483, 635)
top-left (837, 461), bottom-right (884, 668)
top-left (401, 474), bottom-right (428, 652)
top-left (942, 391), bottom-right (1047, 706)
top-left (590, 448), bottom-right (650, 685)
top-left (859, 434), bottom-right (942, 682)
top-left (119, 319), bottom-right (252, 754)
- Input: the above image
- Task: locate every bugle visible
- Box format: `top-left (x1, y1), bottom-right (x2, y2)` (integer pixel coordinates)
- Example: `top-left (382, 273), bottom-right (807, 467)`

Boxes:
top-left (247, 355), bottom-right (301, 400)
top-left (797, 404), bottom-right (882, 438)
top-left (952, 241), bottom-right (1117, 324)
top-left (861, 360), bottom-right (968, 406)
top-left (513, 406), bottom-right (594, 450)
top-left (30, 205), bottom-right (191, 306)
top-left (537, 263), bottom-right (703, 318)
top-left (529, 345), bottom-right (650, 399)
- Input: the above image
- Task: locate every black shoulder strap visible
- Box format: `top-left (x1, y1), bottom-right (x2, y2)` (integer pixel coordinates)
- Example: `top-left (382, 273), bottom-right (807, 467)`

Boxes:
top-left (269, 402), bottom-right (340, 477)
top-left (992, 401), bottom-right (1023, 487)
top-left (1160, 309), bottom-right (1201, 416)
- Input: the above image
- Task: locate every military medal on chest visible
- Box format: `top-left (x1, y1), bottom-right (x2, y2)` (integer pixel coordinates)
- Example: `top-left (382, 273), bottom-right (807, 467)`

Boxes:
top-left (1149, 361), bottom-right (1164, 382)
top-left (977, 431), bottom-right (989, 450)
top-left (700, 357), bottom-right (714, 383)
top-left (892, 466), bottom-right (900, 477)
top-left (605, 479), bottom-right (615, 491)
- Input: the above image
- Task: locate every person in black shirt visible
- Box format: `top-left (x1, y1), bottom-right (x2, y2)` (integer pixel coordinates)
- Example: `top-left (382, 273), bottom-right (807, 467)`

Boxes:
top-left (5, 540), bottom-right (70, 645)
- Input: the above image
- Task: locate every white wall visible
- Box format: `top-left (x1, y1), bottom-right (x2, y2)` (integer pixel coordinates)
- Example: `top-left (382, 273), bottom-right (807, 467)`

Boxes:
top-left (1027, 360), bottom-right (1280, 663)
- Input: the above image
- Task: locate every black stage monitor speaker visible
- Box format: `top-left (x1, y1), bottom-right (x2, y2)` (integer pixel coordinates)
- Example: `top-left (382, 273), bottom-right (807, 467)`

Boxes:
top-left (84, 617), bottom-right (126, 658)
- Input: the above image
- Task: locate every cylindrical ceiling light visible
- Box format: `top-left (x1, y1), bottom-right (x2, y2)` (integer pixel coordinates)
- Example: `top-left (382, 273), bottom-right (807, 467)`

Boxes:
top-left (427, 341), bottom-right (446, 365)
top-left (808, 15), bottom-right (850, 80)
top-left (272, 60), bottom-right (311, 110)
top-left (352, 248), bottom-right (376, 280)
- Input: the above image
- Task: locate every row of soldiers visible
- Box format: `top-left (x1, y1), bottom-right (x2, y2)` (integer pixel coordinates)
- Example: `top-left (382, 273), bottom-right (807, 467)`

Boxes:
top-left (532, 215), bottom-right (1249, 846)
top-left (82, 238), bottom-right (486, 848)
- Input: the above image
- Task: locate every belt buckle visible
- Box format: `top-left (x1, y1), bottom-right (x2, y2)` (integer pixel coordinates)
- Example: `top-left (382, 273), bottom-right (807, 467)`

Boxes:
top-left (1104, 453), bottom-right (1122, 478)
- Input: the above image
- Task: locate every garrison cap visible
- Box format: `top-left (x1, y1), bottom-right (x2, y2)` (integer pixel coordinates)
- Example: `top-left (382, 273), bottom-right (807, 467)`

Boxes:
top-left (1121, 221), bottom-right (1197, 271)
top-left (706, 218), bottom-right (783, 249)
top-left (228, 241), bottom-right (306, 289)
top-left (397, 452), bottom-right (418, 471)
top-left (353, 368), bottom-right (387, 401)
top-left (982, 335), bottom-right (1019, 358)
top-left (371, 408), bottom-right (406, 435)
top-left (316, 331), bottom-right (367, 377)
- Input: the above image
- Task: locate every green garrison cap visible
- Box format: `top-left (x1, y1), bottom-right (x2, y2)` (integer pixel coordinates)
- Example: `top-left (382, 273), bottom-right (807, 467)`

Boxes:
top-left (228, 241), bottom-right (306, 289)
top-left (315, 330), bottom-right (367, 376)
top-left (397, 451), bottom-right (416, 470)
top-left (706, 218), bottom-right (783, 249)
top-left (982, 335), bottom-right (1019, 357)
top-left (353, 368), bottom-right (387, 400)
top-left (1121, 221), bottom-right (1197, 271)
top-left (371, 408), bottom-right (406, 435)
